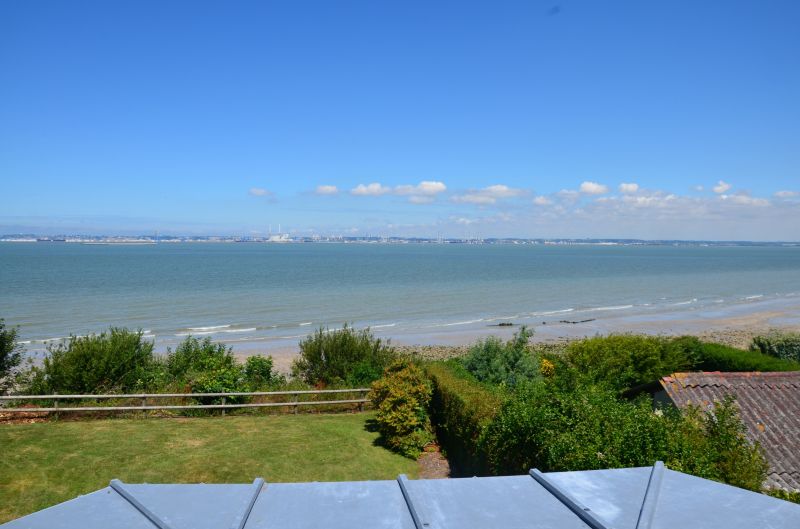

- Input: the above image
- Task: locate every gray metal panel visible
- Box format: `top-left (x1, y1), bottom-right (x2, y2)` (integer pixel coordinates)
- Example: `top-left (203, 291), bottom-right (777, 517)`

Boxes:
top-left (651, 469), bottom-right (800, 529)
top-left (244, 480), bottom-right (416, 529)
top-left (1, 487), bottom-right (155, 529)
top-left (402, 475), bottom-right (592, 529)
top-left (120, 484), bottom-right (259, 529)
top-left (545, 467), bottom-right (652, 529)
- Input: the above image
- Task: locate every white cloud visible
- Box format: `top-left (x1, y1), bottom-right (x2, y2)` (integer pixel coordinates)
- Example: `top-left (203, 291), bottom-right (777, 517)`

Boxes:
top-left (315, 185), bottom-right (339, 195)
top-left (249, 187), bottom-right (272, 197)
top-left (719, 194), bottom-right (769, 207)
top-left (713, 180), bottom-right (731, 194)
top-left (693, 185), bottom-right (705, 192)
top-left (775, 190), bottom-right (799, 198)
top-left (408, 195), bottom-right (435, 204)
top-left (451, 184), bottom-right (525, 205)
top-left (579, 181), bottom-right (609, 195)
top-left (619, 182), bottom-right (639, 194)
top-left (532, 196), bottom-right (553, 206)
top-left (351, 183), bottom-right (392, 196)
top-left (395, 181), bottom-right (447, 196)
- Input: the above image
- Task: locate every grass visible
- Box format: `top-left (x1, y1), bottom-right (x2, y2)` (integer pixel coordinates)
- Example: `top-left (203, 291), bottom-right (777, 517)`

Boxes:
top-left (0, 412), bottom-right (417, 524)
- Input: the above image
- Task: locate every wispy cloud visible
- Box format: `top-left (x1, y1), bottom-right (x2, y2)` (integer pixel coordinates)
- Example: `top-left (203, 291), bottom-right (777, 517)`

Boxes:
top-left (618, 182), bottom-right (639, 194)
top-left (532, 196), bottom-right (553, 206)
top-left (350, 183), bottom-right (392, 196)
top-left (249, 187), bottom-right (273, 197)
top-left (775, 190), bottom-right (799, 198)
top-left (315, 185), bottom-right (339, 195)
top-left (452, 184), bottom-right (525, 205)
top-left (713, 180), bottom-right (731, 194)
top-left (579, 181), bottom-right (609, 195)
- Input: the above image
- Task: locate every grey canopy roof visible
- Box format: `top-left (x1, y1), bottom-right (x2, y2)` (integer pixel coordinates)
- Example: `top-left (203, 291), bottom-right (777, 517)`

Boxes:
top-left (3, 463), bottom-right (799, 529)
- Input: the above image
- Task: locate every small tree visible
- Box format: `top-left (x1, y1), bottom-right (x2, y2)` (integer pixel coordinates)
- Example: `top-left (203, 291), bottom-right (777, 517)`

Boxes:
top-left (292, 324), bottom-right (395, 386)
top-left (369, 360), bottom-right (434, 458)
top-left (243, 355), bottom-right (284, 389)
top-left (0, 319), bottom-right (23, 395)
top-left (463, 326), bottom-right (539, 387)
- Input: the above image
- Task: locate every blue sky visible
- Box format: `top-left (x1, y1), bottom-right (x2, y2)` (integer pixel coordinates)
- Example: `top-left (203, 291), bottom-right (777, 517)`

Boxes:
top-left (1, 1), bottom-right (799, 240)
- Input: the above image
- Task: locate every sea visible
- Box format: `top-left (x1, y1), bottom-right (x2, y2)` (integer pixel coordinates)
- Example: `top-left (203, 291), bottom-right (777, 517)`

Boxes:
top-left (2, 242), bottom-right (800, 356)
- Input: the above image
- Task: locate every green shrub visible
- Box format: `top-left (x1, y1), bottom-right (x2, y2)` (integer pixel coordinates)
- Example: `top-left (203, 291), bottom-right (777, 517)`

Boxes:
top-left (482, 382), bottom-right (671, 474)
top-left (243, 355), bottom-right (284, 389)
top-left (750, 331), bottom-right (800, 363)
top-left (292, 325), bottom-right (396, 386)
top-left (0, 319), bottom-right (23, 395)
top-left (765, 489), bottom-right (800, 504)
top-left (26, 328), bottom-right (156, 394)
top-left (562, 335), bottom-right (694, 392)
top-left (165, 336), bottom-right (245, 401)
top-left (426, 361), bottom-right (504, 475)
top-left (690, 339), bottom-right (800, 372)
top-left (462, 327), bottom-right (540, 388)
top-left (369, 360), bottom-right (434, 458)
top-left (481, 383), bottom-right (768, 490)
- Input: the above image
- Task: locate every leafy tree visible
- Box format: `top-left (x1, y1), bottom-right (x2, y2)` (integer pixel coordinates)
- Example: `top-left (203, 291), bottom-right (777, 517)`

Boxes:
top-left (165, 336), bottom-right (245, 399)
top-left (0, 319), bottom-right (23, 395)
top-left (292, 324), bottom-right (395, 386)
top-left (750, 331), bottom-right (800, 363)
top-left (26, 328), bottom-right (155, 394)
top-left (462, 326), bottom-right (540, 387)
top-left (243, 355), bottom-right (284, 389)
top-left (369, 360), bottom-right (434, 458)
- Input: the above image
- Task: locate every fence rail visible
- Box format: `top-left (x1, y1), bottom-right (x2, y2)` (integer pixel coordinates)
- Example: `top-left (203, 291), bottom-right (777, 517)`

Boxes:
top-left (0, 388), bottom-right (370, 414)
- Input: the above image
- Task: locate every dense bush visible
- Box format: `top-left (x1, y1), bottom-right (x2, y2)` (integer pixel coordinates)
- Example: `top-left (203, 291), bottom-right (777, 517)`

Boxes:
top-left (426, 361), bottom-right (504, 475)
top-left (369, 360), bottom-right (434, 458)
top-left (26, 328), bottom-right (156, 394)
top-left (562, 335), bottom-right (694, 392)
top-left (0, 319), bottom-right (23, 395)
top-left (243, 355), bottom-right (284, 389)
top-left (750, 331), bottom-right (800, 363)
top-left (481, 382), bottom-right (768, 490)
top-left (674, 336), bottom-right (800, 372)
top-left (292, 324), bottom-right (396, 386)
top-left (462, 327), bottom-right (540, 387)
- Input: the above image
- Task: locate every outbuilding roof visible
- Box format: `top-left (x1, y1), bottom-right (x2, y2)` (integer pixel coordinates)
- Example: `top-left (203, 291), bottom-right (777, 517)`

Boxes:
top-left (661, 371), bottom-right (800, 491)
top-left (3, 463), bottom-right (798, 529)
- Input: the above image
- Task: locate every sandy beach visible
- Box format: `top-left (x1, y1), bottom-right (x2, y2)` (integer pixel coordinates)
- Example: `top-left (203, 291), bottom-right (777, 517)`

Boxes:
top-left (233, 295), bottom-right (800, 373)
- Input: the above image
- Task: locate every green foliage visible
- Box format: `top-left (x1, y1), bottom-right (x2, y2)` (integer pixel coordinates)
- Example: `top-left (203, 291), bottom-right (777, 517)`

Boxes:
top-left (462, 327), bottom-right (540, 387)
top-left (292, 324), bottom-right (396, 386)
top-left (562, 335), bottom-right (695, 392)
top-left (481, 383), bottom-right (768, 490)
top-left (369, 360), bottom-right (434, 458)
top-left (678, 337), bottom-right (800, 372)
top-left (243, 355), bottom-right (284, 389)
top-left (0, 319), bottom-right (23, 395)
top-left (426, 361), bottom-right (504, 475)
top-left (26, 328), bottom-right (155, 394)
top-left (164, 337), bottom-right (246, 401)
top-left (750, 331), bottom-right (800, 363)
top-left (765, 489), bottom-right (800, 504)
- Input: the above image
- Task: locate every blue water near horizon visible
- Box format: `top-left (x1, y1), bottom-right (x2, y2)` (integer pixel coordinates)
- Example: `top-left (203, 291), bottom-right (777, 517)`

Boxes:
top-left (2, 242), bottom-right (800, 354)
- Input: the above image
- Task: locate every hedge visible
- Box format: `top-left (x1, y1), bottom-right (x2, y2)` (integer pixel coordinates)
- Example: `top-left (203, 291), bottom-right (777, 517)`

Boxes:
top-left (425, 361), bottom-right (504, 476)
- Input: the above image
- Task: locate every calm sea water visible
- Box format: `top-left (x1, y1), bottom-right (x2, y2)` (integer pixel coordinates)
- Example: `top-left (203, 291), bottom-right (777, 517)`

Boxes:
top-left (2, 243), bottom-right (800, 354)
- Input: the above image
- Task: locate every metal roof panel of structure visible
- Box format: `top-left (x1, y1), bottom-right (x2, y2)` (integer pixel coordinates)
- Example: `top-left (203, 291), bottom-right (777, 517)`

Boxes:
top-left (245, 480), bottom-right (416, 529)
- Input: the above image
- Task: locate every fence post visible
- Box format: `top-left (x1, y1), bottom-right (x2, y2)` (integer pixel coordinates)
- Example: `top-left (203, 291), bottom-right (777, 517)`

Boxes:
top-left (359, 390), bottom-right (365, 412)
top-left (221, 396), bottom-right (226, 417)
top-left (141, 396), bottom-right (147, 415)
top-left (293, 393), bottom-right (298, 415)
top-left (54, 398), bottom-right (59, 420)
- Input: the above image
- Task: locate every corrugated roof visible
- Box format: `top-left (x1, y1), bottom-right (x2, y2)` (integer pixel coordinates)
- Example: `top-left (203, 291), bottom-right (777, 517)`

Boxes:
top-left (661, 371), bottom-right (800, 491)
top-left (3, 464), bottom-right (799, 528)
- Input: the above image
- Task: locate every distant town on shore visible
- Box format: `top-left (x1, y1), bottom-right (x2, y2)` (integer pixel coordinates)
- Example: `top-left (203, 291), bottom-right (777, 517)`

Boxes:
top-left (1, 233), bottom-right (798, 246)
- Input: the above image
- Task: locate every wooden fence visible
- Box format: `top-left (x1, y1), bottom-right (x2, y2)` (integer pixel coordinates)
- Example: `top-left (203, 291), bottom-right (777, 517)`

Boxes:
top-left (0, 388), bottom-right (370, 415)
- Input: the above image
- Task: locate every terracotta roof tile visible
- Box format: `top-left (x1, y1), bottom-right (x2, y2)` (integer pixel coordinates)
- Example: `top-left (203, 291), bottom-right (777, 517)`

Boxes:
top-left (660, 371), bottom-right (800, 492)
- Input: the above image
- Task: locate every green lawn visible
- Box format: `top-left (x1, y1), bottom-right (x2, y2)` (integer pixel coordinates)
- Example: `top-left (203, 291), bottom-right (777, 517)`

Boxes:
top-left (0, 412), bottom-right (417, 524)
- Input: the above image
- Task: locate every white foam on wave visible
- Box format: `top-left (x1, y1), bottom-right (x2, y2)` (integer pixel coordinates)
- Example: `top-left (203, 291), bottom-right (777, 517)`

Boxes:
top-left (671, 298), bottom-right (697, 306)
top-left (588, 305), bottom-right (634, 312)
top-left (372, 323), bottom-right (397, 329)
top-left (175, 331), bottom-right (215, 336)
top-left (533, 308), bottom-right (575, 316)
top-left (188, 324), bottom-right (231, 331)
top-left (442, 319), bottom-right (484, 327)
top-left (745, 295), bottom-right (763, 300)
top-left (222, 327), bottom-right (256, 334)
top-left (298, 322), bottom-right (313, 326)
